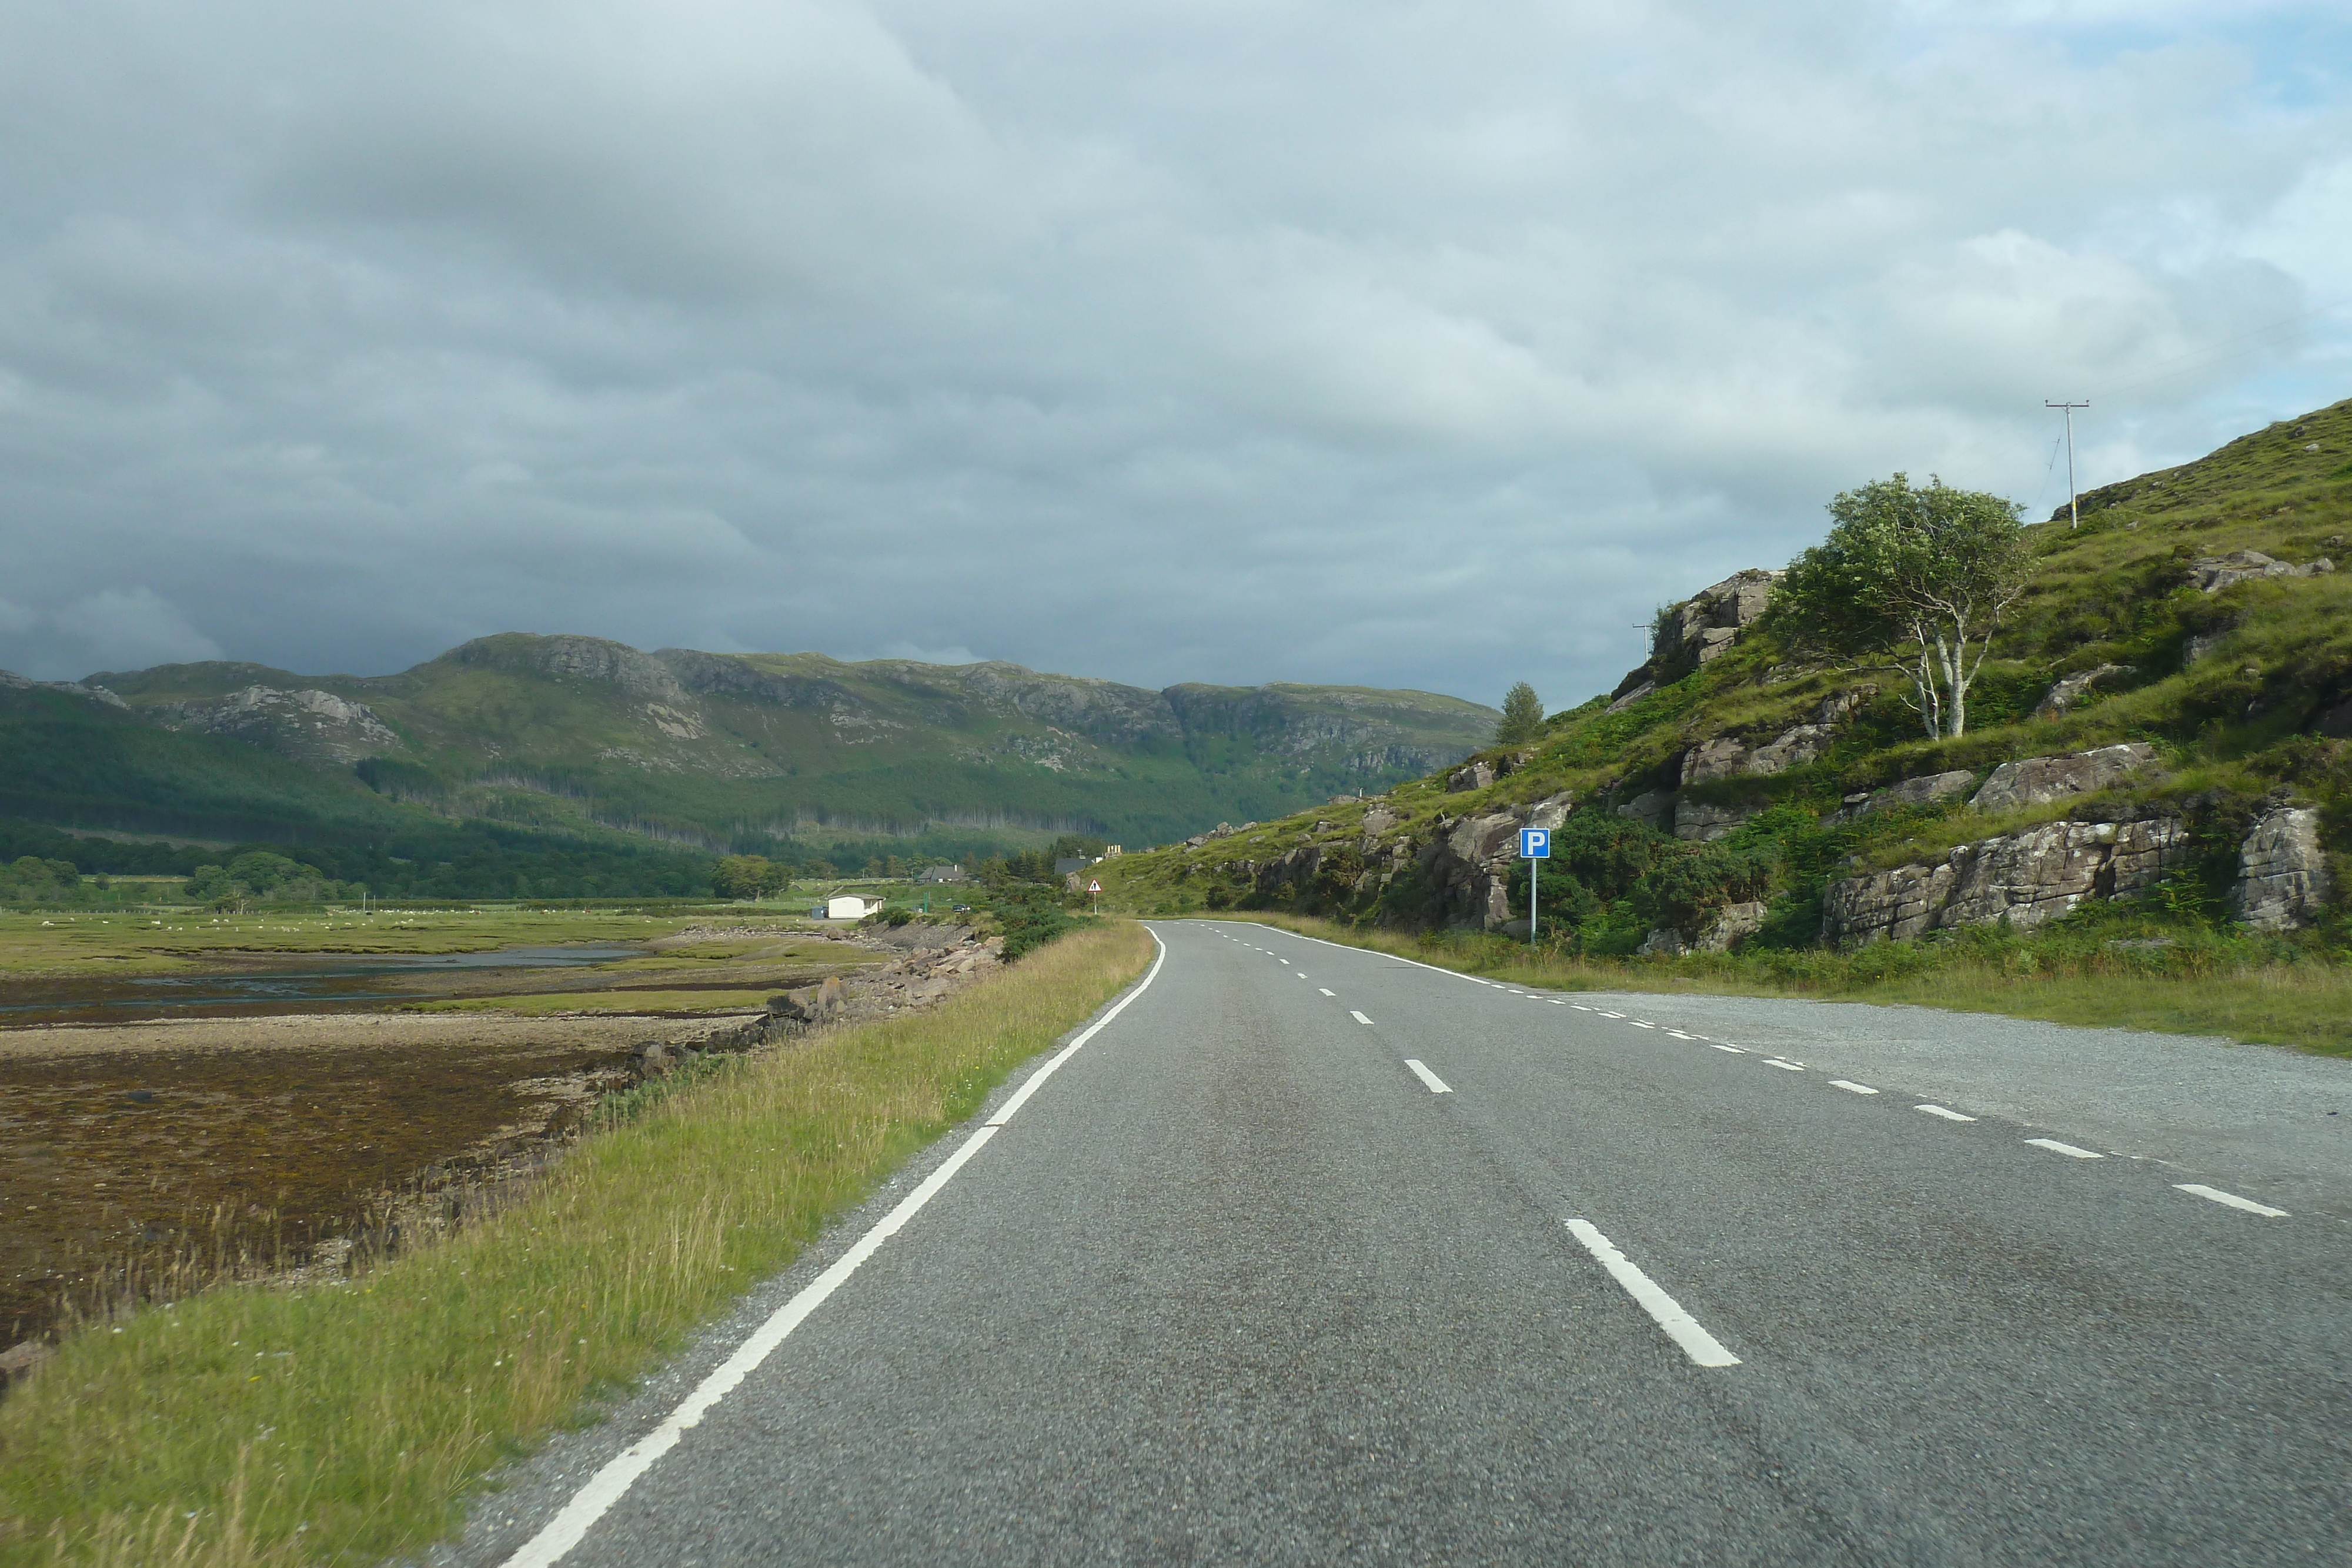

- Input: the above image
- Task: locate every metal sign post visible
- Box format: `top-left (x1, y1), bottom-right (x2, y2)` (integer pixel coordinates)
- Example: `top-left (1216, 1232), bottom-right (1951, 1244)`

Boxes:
top-left (1519, 827), bottom-right (1549, 945)
top-left (1088, 878), bottom-right (1101, 915)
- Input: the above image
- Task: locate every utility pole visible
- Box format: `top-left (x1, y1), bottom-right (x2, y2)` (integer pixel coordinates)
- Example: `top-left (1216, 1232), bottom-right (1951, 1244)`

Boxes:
top-left (2046, 400), bottom-right (2088, 529)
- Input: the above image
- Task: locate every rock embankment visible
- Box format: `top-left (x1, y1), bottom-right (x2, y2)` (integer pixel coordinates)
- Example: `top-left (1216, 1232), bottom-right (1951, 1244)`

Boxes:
top-left (1822, 817), bottom-right (2190, 945)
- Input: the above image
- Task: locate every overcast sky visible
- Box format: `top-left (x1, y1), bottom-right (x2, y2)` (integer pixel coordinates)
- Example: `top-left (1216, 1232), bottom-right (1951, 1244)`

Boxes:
top-left (4, 1), bottom-right (2348, 708)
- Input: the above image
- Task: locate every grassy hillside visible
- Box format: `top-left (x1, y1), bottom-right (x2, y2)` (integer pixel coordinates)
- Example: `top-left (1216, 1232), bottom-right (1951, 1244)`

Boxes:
top-left (1095, 398), bottom-right (2352, 995)
top-left (79, 644), bottom-right (1498, 855)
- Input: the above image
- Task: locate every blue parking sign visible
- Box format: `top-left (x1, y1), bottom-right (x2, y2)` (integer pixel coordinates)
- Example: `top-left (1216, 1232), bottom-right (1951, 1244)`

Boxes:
top-left (1521, 827), bottom-right (1549, 858)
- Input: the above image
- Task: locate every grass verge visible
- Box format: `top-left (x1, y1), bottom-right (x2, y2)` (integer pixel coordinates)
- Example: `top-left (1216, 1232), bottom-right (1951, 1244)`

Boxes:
top-left (1211, 912), bottom-right (2352, 1058)
top-left (0, 919), bottom-right (1155, 1567)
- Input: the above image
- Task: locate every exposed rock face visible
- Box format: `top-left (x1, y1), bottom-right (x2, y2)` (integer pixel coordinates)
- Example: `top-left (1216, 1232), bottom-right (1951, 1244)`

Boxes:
top-left (1609, 567), bottom-right (1781, 702)
top-left (1681, 738), bottom-right (1749, 785)
top-left (151, 684), bottom-right (402, 765)
top-left (1638, 901), bottom-right (1766, 956)
top-left (1830, 770), bottom-right (1975, 824)
top-left (1673, 798), bottom-right (1756, 842)
top-left (1615, 790), bottom-right (1673, 830)
top-left (1390, 791), bottom-right (1577, 929)
top-left (1970, 743), bottom-right (2158, 814)
top-left (2034, 664), bottom-right (2133, 717)
top-left (2231, 807), bottom-right (2333, 931)
top-left (2190, 550), bottom-right (2334, 593)
top-left (1746, 724), bottom-right (1830, 774)
top-left (1821, 818), bottom-right (2189, 945)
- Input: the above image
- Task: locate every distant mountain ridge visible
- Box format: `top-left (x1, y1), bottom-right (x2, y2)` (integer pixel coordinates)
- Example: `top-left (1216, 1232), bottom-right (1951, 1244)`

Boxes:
top-left (36, 636), bottom-right (1498, 854)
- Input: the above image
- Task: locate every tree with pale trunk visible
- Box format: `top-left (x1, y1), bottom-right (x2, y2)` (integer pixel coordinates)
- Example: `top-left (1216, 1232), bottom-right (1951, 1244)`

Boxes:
top-left (1772, 474), bottom-right (2034, 740)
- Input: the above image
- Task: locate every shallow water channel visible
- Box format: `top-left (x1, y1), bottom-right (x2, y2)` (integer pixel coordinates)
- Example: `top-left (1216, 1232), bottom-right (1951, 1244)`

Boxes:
top-left (0, 944), bottom-right (644, 1028)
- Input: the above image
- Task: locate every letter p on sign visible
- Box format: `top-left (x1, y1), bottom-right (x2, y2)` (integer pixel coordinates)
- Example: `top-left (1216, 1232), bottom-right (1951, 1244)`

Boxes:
top-left (1521, 828), bottom-right (1549, 858)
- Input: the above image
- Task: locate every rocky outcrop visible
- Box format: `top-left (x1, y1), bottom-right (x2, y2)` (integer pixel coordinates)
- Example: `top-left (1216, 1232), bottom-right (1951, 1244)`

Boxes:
top-left (1615, 790), bottom-right (1673, 830)
top-left (1831, 769), bottom-right (1976, 824)
top-left (1821, 817), bottom-right (2189, 945)
top-left (0, 670), bottom-right (130, 709)
top-left (1448, 760), bottom-right (1497, 793)
top-left (1395, 791), bottom-right (1575, 929)
top-left (2034, 664), bottom-right (2133, 717)
top-left (2231, 807), bottom-right (2333, 931)
top-left (1609, 568), bottom-right (1781, 708)
top-left (2190, 550), bottom-right (2334, 593)
top-left (151, 684), bottom-right (403, 765)
top-left (1638, 900), bottom-right (1767, 956)
top-left (1970, 743), bottom-right (2158, 813)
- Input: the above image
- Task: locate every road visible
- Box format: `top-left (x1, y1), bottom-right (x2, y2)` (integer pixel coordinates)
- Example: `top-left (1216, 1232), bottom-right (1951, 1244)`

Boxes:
top-left (452, 920), bottom-right (2352, 1567)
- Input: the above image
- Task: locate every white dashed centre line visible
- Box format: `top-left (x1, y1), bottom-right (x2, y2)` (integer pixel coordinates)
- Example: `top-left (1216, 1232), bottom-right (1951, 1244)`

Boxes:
top-left (2026, 1138), bottom-right (2103, 1159)
top-left (1404, 1059), bottom-right (1453, 1094)
top-left (1631, 1021), bottom-right (1656, 1029)
top-left (1666, 1031), bottom-right (1698, 1039)
top-left (1318, 988), bottom-right (1335, 997)
top-left (1350, 1010), bottom-right (1374, 1025)
top-left (1708, 1043), bottom-right (1746, 1054)
top-left (1762, 1058), bottom-right (1804, 1072)
top-left (2174, 1183), bottom-right (2289, 1217)
top-left (1830, 1080), bottom-right (1880, 1095)
top-left (1915, 1104), bottom-right (1976, 1122)
top-left (1599, 1011), bottom-right (1626, 1018)
top-left (1562, 1219), bottom-right (1741, 1369)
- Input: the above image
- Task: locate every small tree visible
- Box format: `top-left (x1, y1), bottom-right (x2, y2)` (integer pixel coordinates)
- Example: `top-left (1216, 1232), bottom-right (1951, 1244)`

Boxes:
top-left (1495, 682), bottom-right (1544, 747)
top-left (1773, 473), bottom-right (2033, 740)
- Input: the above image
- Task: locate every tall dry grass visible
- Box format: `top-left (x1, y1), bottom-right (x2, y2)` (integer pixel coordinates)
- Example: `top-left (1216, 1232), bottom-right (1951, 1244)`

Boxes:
top-left (0, 920), bottom-right (1154, 1568)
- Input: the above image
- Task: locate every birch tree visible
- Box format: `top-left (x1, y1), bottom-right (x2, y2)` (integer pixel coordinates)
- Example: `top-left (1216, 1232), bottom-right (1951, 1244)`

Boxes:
top-left (1773, 474), bottom-right (2033, 740)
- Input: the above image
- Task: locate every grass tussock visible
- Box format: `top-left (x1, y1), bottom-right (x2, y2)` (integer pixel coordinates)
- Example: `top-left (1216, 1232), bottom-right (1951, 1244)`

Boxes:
top-left (1223, 912), bottom-right (2352, 1058)
top-left (0, 920), bottom-right (1155, 1568)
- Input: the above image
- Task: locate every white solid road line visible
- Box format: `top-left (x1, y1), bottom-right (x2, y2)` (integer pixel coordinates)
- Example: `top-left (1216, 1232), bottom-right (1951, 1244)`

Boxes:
top-left (1830, 1080), bottom-right (1880, 1095)
top-left (2174, 1183), bottom-right (2290, 1217)
top-left (496, 932), bottom-right (1174, 1568)
top-left (1318, 988), bottom-right (1335, 996)
top-left (2026, 1137), bottom-right (2103, 1159)
top-left (1915, 1104), bottom-right (1976, 1122)
top-left (1404, 1058), bottom-right (1454, 1094)
top-left (1351, 1009), bottom-right (1374, 1025)
top-left (1563, 1219), bottom-right (1741, 1369)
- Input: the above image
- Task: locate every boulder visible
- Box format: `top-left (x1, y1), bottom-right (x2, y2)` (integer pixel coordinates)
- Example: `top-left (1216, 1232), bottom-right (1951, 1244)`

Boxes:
top-left (1448, 760), bottom-right (1498, 793)
top-left (2034, 664), bottom-right (2134, 718)
top-left (766, 974), bottom-right (848, 1026)
top-left (1361, 805), bottom-right (1402, 835)
top-left (2190, 550), bottom-right (2334, 593)
top-left (2231, 807), bottom-right (2333, 931)
top-left (1822, 818), bottom-right (2189, 945)
top-left (1970, 743), bottom-right (2158, 813)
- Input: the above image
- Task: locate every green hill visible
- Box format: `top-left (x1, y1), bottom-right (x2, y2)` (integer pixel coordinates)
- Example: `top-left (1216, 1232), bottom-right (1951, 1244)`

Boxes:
top-left (1098, 398), bottom-right (2352, 969)
top-left (6, 645), bottom-right (1495, 878)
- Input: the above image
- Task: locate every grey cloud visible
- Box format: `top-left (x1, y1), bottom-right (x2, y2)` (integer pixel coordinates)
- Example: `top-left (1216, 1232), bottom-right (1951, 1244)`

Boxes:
top-left (1, 0), bottom-right (2347, 711)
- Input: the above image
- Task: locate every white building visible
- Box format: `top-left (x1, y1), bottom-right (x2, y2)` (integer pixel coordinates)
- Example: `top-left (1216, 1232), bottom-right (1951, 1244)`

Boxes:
top-left (825, 894), bottom-right (876, 920)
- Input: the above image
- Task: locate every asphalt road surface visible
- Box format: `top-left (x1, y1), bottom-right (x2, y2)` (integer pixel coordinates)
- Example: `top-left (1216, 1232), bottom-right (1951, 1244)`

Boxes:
top-left (453, 920), bottom-right (2352, 1567)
